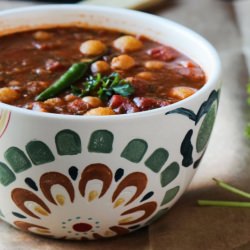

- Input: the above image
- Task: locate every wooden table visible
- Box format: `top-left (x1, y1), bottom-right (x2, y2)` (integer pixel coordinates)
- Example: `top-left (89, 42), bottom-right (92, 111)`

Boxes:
top-left (0, 0), bottom-right (250, 249)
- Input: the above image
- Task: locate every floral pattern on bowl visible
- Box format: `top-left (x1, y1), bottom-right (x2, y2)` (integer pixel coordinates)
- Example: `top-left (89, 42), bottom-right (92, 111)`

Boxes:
top-left (0, 89), bottom-right (219, 240)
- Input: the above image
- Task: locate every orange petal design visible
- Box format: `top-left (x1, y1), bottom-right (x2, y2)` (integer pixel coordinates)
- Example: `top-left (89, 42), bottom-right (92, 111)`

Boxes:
top-left (104, 230), bottom-right (115, 237)
top-left (79, 163), bottom-right (112, 198)
top-left (109, 226), bottom-right (129, 235)
top-left (81, 236), bottom-right (89, 241)
top-left (112, 172), bottom-right (147, 206)
top-left (14, 221), bottom-right (49, 232)
top-left (40, 172), bottom-right (75, 205)
top-left (93, 233), bottom-right (104, 239)
top-left (11, 188), bottom-right (51, 219)
top-left (119, 201), bottom-right (157, 225)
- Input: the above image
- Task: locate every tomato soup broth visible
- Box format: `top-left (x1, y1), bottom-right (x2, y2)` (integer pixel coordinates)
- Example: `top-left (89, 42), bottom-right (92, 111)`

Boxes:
top-left (0, 27), bottom-right (206, 115)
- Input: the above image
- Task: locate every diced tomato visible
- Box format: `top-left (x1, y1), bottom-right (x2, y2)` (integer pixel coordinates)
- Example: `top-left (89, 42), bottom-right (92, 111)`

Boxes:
top-left (45, 59), bottom-right (65, 72)
top-left (109, 95), bottom-right (139, 114)
top-left (177, 67), bottom-right (206, 83)
top-left (133, 97), bottom-right (170, 111)
top-left (147, 46), bottom-right (179, 61)
top-left (67, 99), bottom-right (90, 115)
top-left (25, 102), bottom-right (51, 113)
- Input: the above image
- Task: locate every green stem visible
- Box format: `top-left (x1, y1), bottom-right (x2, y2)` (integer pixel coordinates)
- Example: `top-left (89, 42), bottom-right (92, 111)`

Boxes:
top-left (198, 200), bottom-right (250, 208)
top-left (213, 178), bottom-right (250, 199)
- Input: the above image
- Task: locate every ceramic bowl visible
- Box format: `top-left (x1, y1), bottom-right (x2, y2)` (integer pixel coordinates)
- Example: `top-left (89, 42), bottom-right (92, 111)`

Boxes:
top-left (0, 5), bottom-right (221, 240)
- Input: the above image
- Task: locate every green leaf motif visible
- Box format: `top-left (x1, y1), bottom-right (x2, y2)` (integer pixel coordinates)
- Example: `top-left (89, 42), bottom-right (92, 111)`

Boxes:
top-left (161, 162), bottom-right (180, 187)
top-left (121, 139), bottom-right (148, 163)
top-left (26, 141), bottom-right (55, 165)
top-left (161, 186), bottom-right (180, 206)
top-left (56, 130), bottom-right (82, 155)
top-left (4, 147), bottom-right (31, 173)
top-left (196, 103), bottom-right (217, 152)
top-left (145, 148), bottom-right (169, 173)
top-left (88, 130), bottom-right (114, 153)
top-left (0, 162), bottom-right (16, 186)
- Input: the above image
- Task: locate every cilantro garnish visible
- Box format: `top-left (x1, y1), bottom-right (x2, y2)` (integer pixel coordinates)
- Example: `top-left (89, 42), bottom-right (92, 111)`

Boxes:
top-left (71, 72), bottom-right (134, 101)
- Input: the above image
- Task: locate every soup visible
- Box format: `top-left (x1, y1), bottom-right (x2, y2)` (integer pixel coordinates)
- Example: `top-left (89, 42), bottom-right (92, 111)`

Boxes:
top-left (0, 27), bottom-right (206, 115)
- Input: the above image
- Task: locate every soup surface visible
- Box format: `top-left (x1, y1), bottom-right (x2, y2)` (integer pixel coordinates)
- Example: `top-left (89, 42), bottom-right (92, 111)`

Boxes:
top-left (0, 27), bottom-right (206, 115)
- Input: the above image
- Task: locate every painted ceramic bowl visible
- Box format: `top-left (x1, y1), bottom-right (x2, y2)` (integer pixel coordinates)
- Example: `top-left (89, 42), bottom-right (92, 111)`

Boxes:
top-left (0, 5), bottom-right (221, 240)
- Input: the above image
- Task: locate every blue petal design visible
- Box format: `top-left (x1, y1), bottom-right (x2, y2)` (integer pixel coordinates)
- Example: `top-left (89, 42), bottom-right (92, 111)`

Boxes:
top-left (181, 129), bottom-right (193, 167)
top-left (140, 191), bottom-right (154, 202)
top-left (68, 166), bottom-right (78, 181)
top-left (166, 108), bottom-right (196, 121)
top-left (114, 168), bottom-right (124, 182)
top-left (25, 177), bottom-right (38, 191)
top-left (12, 212), bottom-right (27, 219)
top-left (165, 89), bottom-right (219, 125)
top-left (193, 152), bottom-right (205, 169)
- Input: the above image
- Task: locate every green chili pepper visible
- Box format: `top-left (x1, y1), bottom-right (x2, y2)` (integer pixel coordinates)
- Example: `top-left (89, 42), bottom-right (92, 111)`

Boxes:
top-left (35, 62), bottom-right (90, 101)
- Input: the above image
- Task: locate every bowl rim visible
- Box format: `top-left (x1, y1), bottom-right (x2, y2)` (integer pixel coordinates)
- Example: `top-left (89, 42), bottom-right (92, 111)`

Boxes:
top-left (0, 4), bottom-right (221, 121)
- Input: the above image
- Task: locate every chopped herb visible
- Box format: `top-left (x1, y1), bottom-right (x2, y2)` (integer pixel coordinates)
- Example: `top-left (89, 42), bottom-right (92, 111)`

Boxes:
top-left (71, 72), bottom-right (134, 101)
top-left (35, 56), bottom-right (104, 101)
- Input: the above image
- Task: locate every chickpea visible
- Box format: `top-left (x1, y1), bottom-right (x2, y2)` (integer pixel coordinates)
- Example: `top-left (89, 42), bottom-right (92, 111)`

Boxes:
top-left (169, 87), bottom-right (197, 100)
top-left (113, 35), bottom-right (143, 52)
top-left (136, 72), bottom-right (155, 80)
top-left (33, 31), bottom-right (52, 41)
top-left (44, 97), bottom-right (63, 106)
top-left (85, 107), bottom-right (115, 116)
top-left (145, 60), bottom-right (165, 70)
top-left (82, 96), bottom-right (102, 108)
top-left (0, 87), bottom-right (20, 103)
top-left (111, 55), bottom-right (135, 70)
top-left (64, 94), bottom-right (78, 102)
top-left (80, 40), bottom-right (107, 56)
top-left (32, 102), bottom-right (49, 113)
top-left (91, 61), bottom-right (110, 74)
